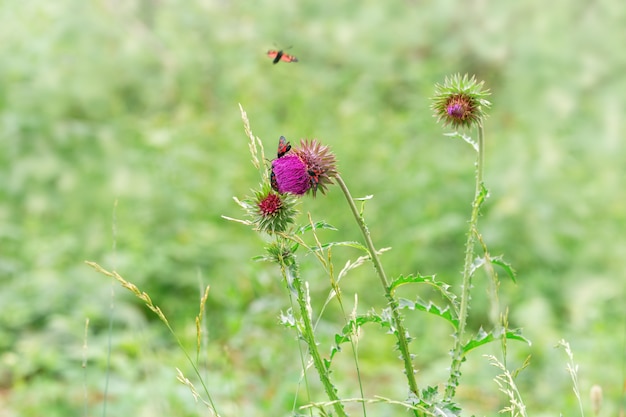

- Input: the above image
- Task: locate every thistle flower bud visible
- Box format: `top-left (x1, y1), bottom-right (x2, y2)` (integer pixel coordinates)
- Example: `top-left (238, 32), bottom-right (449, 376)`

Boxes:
top-left (240, 183), bottom-right (298, 234)
top-left (431, 73), bottom-right (491, 129)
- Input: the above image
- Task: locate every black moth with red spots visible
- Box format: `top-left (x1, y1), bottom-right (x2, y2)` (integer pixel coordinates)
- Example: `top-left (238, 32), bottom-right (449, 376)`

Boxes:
top-left (271, 136), bottom-right (291, 192)
top-left (267, 50), bottom-right (299, 64)
top-left (277, 136), bottom-right (291, 158)
top-left (307, 167), bottom-right (322, 193)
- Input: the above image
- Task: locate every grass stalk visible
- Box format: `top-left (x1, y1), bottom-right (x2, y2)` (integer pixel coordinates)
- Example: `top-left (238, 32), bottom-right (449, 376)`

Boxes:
top-left (85, 261), bottom-right (221, 416)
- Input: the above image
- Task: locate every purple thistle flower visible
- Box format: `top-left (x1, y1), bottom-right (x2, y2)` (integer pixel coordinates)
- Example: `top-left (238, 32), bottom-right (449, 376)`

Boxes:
top-left (270, 139), bottom-right (338, 197)
top-left (447, 101), bottom-right (465, 118)
top-left (294, 139), bottom-right (337, 197)
top-left (271, 154), bottom-right (311, 196)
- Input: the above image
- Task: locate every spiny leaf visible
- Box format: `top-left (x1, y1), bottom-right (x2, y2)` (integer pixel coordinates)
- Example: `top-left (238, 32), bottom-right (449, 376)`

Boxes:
top-left (444, 131), bottom-right (478, 152)
top-left (491, 255), bottom-right (517, 283)
top-left (389, 274), bottom-right (459, 312)
top-left (462, 327), bottom-right (530, 355)
top-left (478, 182), bottom-right (489, 206)
top-left (398, 298), bottom-right (459, 329)
top-left (389, 273), bottom-right (436, 292)
top-left (407, 386), bottom-right (462, 417)
top-left (470, 254), bottom-right (516, 284)
top-left (328, 312), bottom-right (388, 363)
top-left (295, 221), bottom-right (337, 234)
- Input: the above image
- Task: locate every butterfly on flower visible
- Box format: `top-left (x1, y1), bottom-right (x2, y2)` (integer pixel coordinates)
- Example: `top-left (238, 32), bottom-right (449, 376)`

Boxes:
top-left (267, 49), bottom-right (299, 64)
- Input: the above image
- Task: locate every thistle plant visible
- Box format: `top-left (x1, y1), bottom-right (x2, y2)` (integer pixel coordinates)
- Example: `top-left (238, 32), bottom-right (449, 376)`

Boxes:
top-left (226, 103), bottom-right (439, 416)
top-left (224, 77), bottom-right (535, 415)
top-left (431, 73), bottom-right (527, 400)
top-left (228, 108), bottom-right (349, 417)
top-left (433, 73), bottom-right (493, 399)
top-left (86, 76), bottom-right (534, 417)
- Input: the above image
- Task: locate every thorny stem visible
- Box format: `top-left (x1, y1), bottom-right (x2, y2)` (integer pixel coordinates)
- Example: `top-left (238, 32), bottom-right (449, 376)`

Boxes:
top-left (335, 175), bottom-right (420, 399)
top-left (285, 261), bottom-right (348, 417)
top-left (445, 123), bottom-right (485, 400)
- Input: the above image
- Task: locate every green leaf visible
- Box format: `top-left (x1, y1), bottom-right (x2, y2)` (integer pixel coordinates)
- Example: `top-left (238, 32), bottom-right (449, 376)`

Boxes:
top-left (408, 386), bottom-right (462, 417)
top-left (461, 327), bottom-right (530, 355)
top-left (471, 254), bottom-right (518, 283)
top-left (478, 182), bottom-right (489, 206)
top-left (328, 312), bottom-right (389, 363)
top-left (295, 221), bottom-right (337, 234)
top-left (389, 274), bottom-right (459, 312)
top-left (389, 273), bottom-right (436, 291)
top-left (398, 298), bottom-right (459, 329)
top-left (491, 255), bottom-right (517, 283)
top-left (444, 131), bottom-right (478, 152)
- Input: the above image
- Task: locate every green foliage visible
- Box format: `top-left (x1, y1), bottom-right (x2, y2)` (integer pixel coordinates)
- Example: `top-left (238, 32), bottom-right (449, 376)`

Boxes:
top-left (461, 328), bottom-right (529, 356)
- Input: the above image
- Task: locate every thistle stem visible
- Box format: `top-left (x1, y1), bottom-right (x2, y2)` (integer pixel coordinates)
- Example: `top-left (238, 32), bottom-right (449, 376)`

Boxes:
top-left (445, 124), bottom-right (485, 400)
top-left (335, 175), bottom-right (419, 398)
top-left (286, 261), bottom-right (348, 417)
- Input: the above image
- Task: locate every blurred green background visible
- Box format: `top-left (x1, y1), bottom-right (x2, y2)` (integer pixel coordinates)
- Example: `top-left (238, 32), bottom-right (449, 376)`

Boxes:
top-left (1, 0), bottom-right (625, 416)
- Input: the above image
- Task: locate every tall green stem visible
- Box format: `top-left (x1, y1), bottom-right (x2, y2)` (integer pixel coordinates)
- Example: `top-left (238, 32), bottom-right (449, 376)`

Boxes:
top-left (286, 261), bottom-right (348, 417)
top-left (445, 124), bottom-right (485, 400)
top-left (477, 123), bottom-right (484, 185)
top-left (335, 175), bottom-right (419, 398)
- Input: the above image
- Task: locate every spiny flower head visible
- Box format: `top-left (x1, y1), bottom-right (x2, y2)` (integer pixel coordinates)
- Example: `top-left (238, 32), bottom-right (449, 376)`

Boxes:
top-left (265, 239), bottom-right (298, 267)
top-left (272, 139), bottom-right (338, 197)
top-left (431, 73), bottom-right (491, 129)
top-left (240, 183), bottom-right (298, 234)
top-left (258, 192), bottom-right (283, 216)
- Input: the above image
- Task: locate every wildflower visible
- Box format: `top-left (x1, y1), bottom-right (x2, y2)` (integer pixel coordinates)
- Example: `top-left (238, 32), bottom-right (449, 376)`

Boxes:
top-left (431, 73), bottom-right (491, 129)
top-left (240, 183), bottom-right (298, 233)
top-left (271, 139), bottom-right (338, 197)
top-left (258, 192), bottom-right (283, 217)
top-left (295, 140), bottom-right (338, 196)
top-left (271, 154), bottom-right (311, 195)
